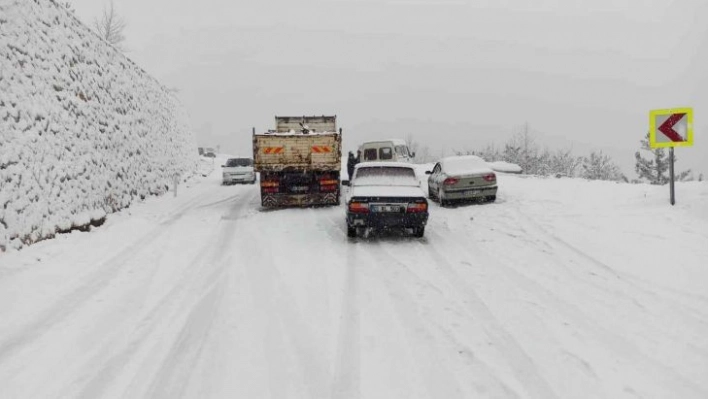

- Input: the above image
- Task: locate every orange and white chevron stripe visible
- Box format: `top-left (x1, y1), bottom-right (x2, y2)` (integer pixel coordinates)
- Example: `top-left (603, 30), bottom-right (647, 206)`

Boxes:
top-left (263, 147), bottom-right (284, 154)
top-left (311, 146), bottom-right (332, 153)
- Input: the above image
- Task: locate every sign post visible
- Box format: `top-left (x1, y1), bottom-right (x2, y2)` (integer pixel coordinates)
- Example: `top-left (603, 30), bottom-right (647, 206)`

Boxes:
top-left (669, 148), bottom-right (675, 205)
top-left (649, 108), bottom-right (694, 205)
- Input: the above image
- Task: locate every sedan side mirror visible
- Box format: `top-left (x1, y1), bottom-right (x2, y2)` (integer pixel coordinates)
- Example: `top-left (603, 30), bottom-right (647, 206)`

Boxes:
top-left (221, 165), bottom-right (226, 167)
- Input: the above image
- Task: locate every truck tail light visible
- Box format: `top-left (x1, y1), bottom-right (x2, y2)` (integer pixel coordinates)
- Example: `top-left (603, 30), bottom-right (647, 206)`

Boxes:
top-left (262, 179), bottom-right (279, 193)
top-left (406, 202), bottom-right (428, 213)
top-left (319, 175), bottom-right (338, 192)
top-left (348, 201), bottom-right (369, 214)
top-left (483, 173), bottom-right (496, 182)
top-left (443, 177), bottom-right (459, 186)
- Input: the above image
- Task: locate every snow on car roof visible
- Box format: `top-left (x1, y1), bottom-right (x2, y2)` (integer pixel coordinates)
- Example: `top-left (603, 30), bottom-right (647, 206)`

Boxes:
top-left (440, 155), bottom-right (493, 175)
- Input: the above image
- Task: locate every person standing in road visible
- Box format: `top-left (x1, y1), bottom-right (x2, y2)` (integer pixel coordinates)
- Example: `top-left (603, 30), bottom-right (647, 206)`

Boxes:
top-left (347, 151), bottom-right (356, 181)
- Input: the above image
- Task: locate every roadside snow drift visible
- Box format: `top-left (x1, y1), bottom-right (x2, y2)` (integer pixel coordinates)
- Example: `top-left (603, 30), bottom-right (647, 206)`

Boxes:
top-left (0, 0), bottom-right (198, 250)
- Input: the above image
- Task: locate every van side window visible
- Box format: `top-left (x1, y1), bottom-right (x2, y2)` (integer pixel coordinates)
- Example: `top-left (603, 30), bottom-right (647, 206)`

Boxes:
top-left (379, 147), bottom-right (393, 160)
top-left (364, 148), bottom-right (377, 161)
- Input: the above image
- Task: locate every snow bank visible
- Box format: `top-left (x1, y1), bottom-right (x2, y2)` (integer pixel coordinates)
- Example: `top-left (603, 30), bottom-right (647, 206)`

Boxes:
top-left (0, 0), bottom-right (198, 250)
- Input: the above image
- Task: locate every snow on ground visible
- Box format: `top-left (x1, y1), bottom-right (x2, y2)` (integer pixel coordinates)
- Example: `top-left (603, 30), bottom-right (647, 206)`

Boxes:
top-left (0, 160), bottom-right (706, 399)
top-left (0, 0), bottom-right (197, 250)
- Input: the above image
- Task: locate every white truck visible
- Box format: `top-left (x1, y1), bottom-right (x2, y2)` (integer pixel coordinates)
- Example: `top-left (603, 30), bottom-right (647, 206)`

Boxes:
top-left (253, 115), bottom-right (342, 207)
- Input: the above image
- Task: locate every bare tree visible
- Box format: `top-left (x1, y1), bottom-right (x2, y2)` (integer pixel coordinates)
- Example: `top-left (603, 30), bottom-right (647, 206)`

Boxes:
top-left (94, 1), bottom-right (127, 50)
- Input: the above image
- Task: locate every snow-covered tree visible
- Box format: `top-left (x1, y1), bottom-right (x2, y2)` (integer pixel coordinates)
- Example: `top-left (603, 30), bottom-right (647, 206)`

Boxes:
top-left (94, 1), bottom-right (127, 50)
top-left (582, 151), bottom-right (625, 182)
top-left (635, 132), bottom-right (691, 184)
top-left (550, 147), bottom-right (582, 177)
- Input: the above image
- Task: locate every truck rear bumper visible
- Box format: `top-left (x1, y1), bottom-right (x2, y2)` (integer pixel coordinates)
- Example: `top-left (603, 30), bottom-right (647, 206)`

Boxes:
top-left (261, 193), bottom-right (340, 207)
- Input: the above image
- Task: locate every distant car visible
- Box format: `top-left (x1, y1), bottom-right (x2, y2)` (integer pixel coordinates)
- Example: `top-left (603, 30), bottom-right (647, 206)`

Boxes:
top-left (204, 147), bottom-right (216, 158)
top-left (426, 155), bottom-right (497, 206)
top-left (346, 162), bottom-right (428, 238)
top-left (222, 157), bottom-right (256, 185)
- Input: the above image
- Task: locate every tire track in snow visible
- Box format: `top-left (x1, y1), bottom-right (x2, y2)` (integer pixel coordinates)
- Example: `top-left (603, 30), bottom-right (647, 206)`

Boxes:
top-left (74, 193), bottom-right (255, 399)
top-left (143, 191), bottom-right (258, 398)
top-left (238, 216), bottom-right (334, 399)
top-left (330, 238), bottom-right (361, 399)
top-left (414, 234), bottom-right (561, 399)
top-left (365, 238), bottom-right (529, 398)
top-left (314, 208), bottom-right (362, 399)
top-left (511, 208), bottom-right (708, 322)
top-left (363, 241), bottom-right (470, 398)
top-left (428, 225), bottom-right (708, 398)
top-left (0, 190), bottom-right (214, 365)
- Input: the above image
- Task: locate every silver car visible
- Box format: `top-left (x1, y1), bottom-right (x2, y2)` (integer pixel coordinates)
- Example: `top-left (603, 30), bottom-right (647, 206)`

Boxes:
top-left (426, 155), bottom-right (497, 206)
top-left (222, 158), bottom-right (256, 185)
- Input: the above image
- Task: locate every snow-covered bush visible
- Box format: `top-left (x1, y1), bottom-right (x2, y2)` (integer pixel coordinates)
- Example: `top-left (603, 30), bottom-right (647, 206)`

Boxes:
top-left (0, 0), bottom-right (198, 250)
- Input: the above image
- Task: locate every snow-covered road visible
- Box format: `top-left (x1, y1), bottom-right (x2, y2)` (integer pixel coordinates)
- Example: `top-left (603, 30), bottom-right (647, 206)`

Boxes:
top-left (1, 164), bottom-right (707, 399)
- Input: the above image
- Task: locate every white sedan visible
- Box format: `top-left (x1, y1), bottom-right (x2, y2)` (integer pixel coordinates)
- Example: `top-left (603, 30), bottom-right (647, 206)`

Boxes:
top-left (426, 155), bottom-right (498, 206)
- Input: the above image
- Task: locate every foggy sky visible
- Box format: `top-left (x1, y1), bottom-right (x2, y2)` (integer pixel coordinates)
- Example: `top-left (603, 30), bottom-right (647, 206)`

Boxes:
top-left (69, 0), bottom-right (708, 176)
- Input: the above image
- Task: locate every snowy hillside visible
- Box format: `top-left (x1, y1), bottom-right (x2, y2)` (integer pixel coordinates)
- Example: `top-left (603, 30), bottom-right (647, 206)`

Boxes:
top-left (0, 163), bottom-right (706, 398)
top-left (0, 0), bottom-right (198, 251)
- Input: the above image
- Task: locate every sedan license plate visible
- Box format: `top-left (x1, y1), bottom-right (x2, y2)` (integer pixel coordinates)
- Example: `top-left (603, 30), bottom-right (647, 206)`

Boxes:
top-left (372, 205), bottom-right (401, 213)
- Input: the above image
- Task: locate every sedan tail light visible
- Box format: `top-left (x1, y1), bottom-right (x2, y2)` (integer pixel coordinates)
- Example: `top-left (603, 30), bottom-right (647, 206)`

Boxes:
top-left (443, 177), bottom-right (459, 185)
top-left (348, 201), bottom-right (369, 214)
top-left (483, 173), bottom-right (496, 182)
top-left (406, 202), bottom-right (428, 213)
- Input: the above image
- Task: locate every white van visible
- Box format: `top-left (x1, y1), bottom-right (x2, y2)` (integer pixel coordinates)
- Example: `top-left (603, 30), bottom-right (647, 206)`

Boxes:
top-left (358, 139), bottom-right (415, 163)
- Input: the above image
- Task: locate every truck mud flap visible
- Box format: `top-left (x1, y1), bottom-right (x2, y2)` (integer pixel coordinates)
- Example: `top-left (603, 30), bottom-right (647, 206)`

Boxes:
top-left (261, 193), bottom-right (340, 208)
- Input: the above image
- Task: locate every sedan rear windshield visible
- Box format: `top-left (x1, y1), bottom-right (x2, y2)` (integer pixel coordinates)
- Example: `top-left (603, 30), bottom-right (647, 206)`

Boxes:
top-left (226, 158), bottom-right (253, 167)
top-left (354, 166), bottom-right (418, 186)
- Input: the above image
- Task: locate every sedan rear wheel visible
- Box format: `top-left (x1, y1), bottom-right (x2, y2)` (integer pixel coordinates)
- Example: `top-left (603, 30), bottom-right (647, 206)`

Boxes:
top-left (412, 226), bottom-right (425, 238)
top-left (438, 188), bottom-right (448, 207)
